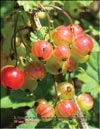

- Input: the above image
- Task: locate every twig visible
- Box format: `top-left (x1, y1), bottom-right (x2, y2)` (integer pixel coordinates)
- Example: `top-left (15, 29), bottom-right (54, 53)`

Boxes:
top-left (73, 96), bottom-right (89, 129)
top-left (43, 4), bottom-right (73, 25)
top-left (27, 11), bottom-right (42, 30)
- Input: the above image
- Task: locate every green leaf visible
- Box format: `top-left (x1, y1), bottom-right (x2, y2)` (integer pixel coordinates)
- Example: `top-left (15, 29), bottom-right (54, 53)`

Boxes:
top-left (26, 109), bottom-right (37, 118)
top-left (34, 73), bottom-right (54, 99)
top-left (76, 51), bottom-right (99, 98)
top-left (88, 125), bottom-right (99, 129)
top-left (16, 109), bottom-right (39, 128)
top-left (1, 1), bottom-right (14, 18)
top-left (17, 46), bottom-right (26, 56)
top-left (30, 27), bottom-right (48, 44)
top-left (2, 21), bottom-right (14, 54)
top-left (16, 123), bottom-right (36, 129)
top-left (1, 90), bottom-right (34, 109)
top-left (17, 1), bottom-right (37, 12)
top-left (77, 1), bottom-right (93, 6)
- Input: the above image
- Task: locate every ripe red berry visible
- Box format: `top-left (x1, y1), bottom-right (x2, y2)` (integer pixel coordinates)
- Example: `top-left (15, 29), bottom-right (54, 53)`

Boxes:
top-left (34, 99), bottom-right (47, 110)
top-left (67, 24), bottom-right (84, 39)
top-left (63, 57), bottom-right (77, 73)
top-left (53, 45), bottom-right (71, 61)
top-left (55, 100), bottom-right (77, 118)
top-left (52, 25), bottom-right (72, 46)
top-left (24, 62), bottom-right (45, 81)
top-left (57, 82), bottom-right (75, 100)
top-left (36, 103), bottom-right (55, 122)
top-left (72, 35), bottom-right (94, 56)
top-left (1, 65), bottom-right (25, 90)
top-left (32, 40), bottom-right (53, 61)
top-left (77, 93), bottom-right (94, 111)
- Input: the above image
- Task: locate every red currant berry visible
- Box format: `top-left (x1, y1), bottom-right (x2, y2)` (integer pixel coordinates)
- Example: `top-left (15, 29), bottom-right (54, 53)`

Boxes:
top-left (24, 62), bottom-right (45, 81)
top-left (21, 76), bottom-right (38, 92)
top-left (72, 35), bottom-right (94, 56)
top-left (57, 82), bottom-right (75, 100)
top-left (46, 57), bottom-right (63, 75)
top-left (34, 99), bottom-right (47, 110)
top-left (36, 103), bottom-right (55, 122)
top-left (67, 24), bottom-right (84, 39)
top-left (1, 65), bottom-right (25, 90)
top-left (53, 45), bottom-right (71, 61)
top-left (37, 11), bottom-right (46, 19)
top-left (63, 57), bottom-right (77, 73)
top-left (52, 25), bottom-right (72, 46)
top-left (55, 100), bottom-right (77, 118)
top-left (71, 48), bottom-right (90, 63)
top-left (77, 93), bottom-right (94, 111)
top-left (32, 40), bottom-right (53, 61)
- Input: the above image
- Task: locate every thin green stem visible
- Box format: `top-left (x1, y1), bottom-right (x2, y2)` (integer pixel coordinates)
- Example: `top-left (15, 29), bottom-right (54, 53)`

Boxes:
top-left (97, 48), bottom-right (100, 85)
top-left (52, 75), bottom-right (59, 107)
top-left (13, 13), bottom-right (19, 67)
top-left (11, 12), bottom-right (19, 67)
top-left (68, 73), bottom-right (72, 83)
top-left (39, 4), bottom-right (52, 42)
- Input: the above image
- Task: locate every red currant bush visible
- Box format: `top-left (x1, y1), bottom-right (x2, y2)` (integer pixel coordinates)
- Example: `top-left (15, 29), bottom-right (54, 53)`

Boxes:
top-left (57, 82), bottom-right (75, 100)
top-left (53, 45), bottom-right (71, 61)
top-left (52, 25), bottom-right (72, 46)
top-left (32, 40), bottom-right (53, 61)
top-left (1, 65), bottom-right (25, 90)
top-left (67, 24), bottom-right (84, 39)
top-left (24, 62), bottom-right (45, 81)
top-left (72, 35), bottom-right (94, 56)
top-left (35, 103), bottom-right (55, 122)
top-left (55, 100), bottom-right (77, 118)
top-left (77, 93), bottom-right (94, 111)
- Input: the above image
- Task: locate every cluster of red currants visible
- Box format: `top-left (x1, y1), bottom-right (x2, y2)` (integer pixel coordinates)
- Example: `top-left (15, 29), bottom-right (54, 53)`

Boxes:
top-left (33, 84), bottom-right (94, 122)
top-left (0, 24), bottom-right (94, 121)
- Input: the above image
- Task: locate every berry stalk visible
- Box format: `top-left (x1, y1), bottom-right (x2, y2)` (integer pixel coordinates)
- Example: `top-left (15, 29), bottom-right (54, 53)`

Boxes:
top-left (73, 96), bottom-right (89, 129)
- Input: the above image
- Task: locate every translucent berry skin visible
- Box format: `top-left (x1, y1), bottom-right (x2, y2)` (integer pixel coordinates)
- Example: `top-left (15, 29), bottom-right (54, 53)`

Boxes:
top-left (52, 25), bottom-right (72, 46)
top-left (1, 65), bottom-right (25, 90)
top-left (55, 100), bottom-right (77, 118)
top-left (53, 45), bottom-right (71, 61)
top-left (71, 48), bottom-right (90, 63)
top-left (46, 57), bottom-right (63, 75)
top-left (24, 62), bottom-right (45, 81)
top-left (34, 99), bottom-right (47, 110)
top-left (32, 40), bottom-right (53, 61)
top-left (73, 35), bottom-right (94, 56)
top-left (57, 82), bottom-right (75, 100)
top-left (77, 93), bottom-right (94, 111)
top-left (37, 11), bottom-right (46, 19)
top-left (21, 76), bottom-right (38, 92)
top-left (63, 57), bottom-right (77, 73)
top-left (67, 24), bottom-right (84, 39)
top-left (36, 103), bottom-right (55, 122)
